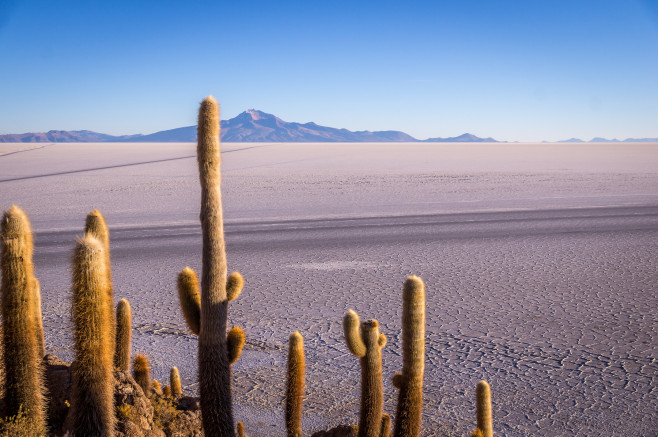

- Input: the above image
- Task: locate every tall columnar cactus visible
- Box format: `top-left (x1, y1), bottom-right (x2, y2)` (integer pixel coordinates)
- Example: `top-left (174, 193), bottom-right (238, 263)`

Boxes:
top-left (392, 276), bottom-right (426, 437)
top-left (170, 366), bottom-right (182, 396)
top-left (115, 298), bottom-right (132, 371)
top-left (70, 234), bottom-right (115, 436)
top-left (1, 206), bottom-right (46, 431)
top-left (133, 354), bottom-right (152, 397)
top-left (286, 331), bottom-right (305, 437)
top-left (32, 278), bottom-right (46, 358)
top-left (476, 380), bottom-right (493, 437)
top-left (344, 310), bottom-right (387, 437)
top-left (85, 210), bottom-right (116, 359)
top-left (175, 96), bottom-right (246, 436)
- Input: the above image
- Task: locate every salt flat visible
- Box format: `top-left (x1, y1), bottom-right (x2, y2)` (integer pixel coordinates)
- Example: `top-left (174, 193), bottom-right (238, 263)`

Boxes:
top-left (1, 142), bottom-right (657, 436)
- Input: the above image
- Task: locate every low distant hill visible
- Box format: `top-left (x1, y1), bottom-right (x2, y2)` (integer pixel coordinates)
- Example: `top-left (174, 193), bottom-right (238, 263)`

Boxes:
top-left (558, 137), bottom-right (658, 143)
top-left (0, 130), bottom-right (140, 143)
top-left (422, 133), bottom-right (497, 142)
top-left (0, 110), bottom-right (497, 143)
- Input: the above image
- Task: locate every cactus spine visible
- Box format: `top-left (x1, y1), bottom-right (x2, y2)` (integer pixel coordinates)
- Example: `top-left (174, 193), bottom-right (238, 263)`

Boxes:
top-left (476, 380), bottom-right (493, 437)
top-left (33, 278), bottom-right (46, 357)
top-left (1, 206), bottom-right (45, 431)
top-left (133, 354), bottom-right (152, 397)
top-left (70, 234), bottom-right (115, 436)
top-left (344, 310), bottom-right (387, 437)
top-left (393, 276), bottom-right (426, 437)
top-left (115, 298), bottom-right (132, 371)
top-left (163, 385), bottom-right (171, 398)
top-left (153, 380), bottom-right (163, 396)
top-left (170, 366), bottom-right (182, 396)
top-left (85, 210), bottom-right (116, 359)
top-left (286, 331), bottom-right (305, 437)
top-left (175, 96), bottom-right (246, 436)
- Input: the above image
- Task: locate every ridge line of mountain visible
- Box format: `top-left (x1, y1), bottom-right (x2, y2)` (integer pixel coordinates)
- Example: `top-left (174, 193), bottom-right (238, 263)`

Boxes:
top-left (1, 110), bottom-right (655, 143)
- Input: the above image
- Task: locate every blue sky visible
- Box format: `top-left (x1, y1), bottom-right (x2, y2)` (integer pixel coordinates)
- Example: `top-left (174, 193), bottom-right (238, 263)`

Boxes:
top-left (0, 0), bottom-right (656, 141)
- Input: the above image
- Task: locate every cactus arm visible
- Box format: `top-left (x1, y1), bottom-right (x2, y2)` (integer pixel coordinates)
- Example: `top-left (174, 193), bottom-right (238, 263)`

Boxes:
top-left (227, 326), bottom-right (246, 364)
top-left (476, 380), bottom-right (493, 437)
top-left (286, 331), bottom-right (305, 437)
top-left (391, 372), bottom-right (404, 389)
top-left (178, 267), bottom-right (201, 335)
top-left (226, 271), bottom-right (244, 302)
top-left (32, 277), bottom-right (46, 358)
top-left (393, 275), bottom-right (426, 437)
top-left (343, 309), bottom-right (366, 357)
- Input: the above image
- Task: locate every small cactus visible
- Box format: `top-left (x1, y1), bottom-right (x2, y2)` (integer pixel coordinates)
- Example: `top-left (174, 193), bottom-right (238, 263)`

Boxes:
top-left (32, 278), bottom-right (45, 358)
top-left (380, 414), bottom-right (391, 437)
top-left (344, 310), bottom-right (387, 437)
top-left (227, 326), bottom-right (246, 364)
top-left (153, 380), bottom-right (163, 396)
top-left (286, 331), bottom-right (305, 437)
top-left (393, 276), bottom-right (426, 437)
top-left (170, 366), bottom-right (182, 396)
top-left (1, 206), bottom-right (46, 431)
top-left (163, 386), bottom-right (171, 398)
top-left (237, 421), bottom-right (248, 437)
top-left (70, 234), bottom-right (115, 436)
top-left (133, 354), bottom-right (152, 397)
top-left (476, 380), bottom-right (493, 437)
top-left (114, 298), bottom-right (132, 371)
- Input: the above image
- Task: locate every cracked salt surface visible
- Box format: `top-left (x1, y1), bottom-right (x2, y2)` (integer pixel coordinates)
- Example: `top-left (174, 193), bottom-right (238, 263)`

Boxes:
top-left (1, 142), bottom-right (657, 436)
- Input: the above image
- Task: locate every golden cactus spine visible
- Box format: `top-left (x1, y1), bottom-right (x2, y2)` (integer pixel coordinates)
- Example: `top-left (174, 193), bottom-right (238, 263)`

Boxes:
top-left (133, 353), bottom-right (152, 397)
top-left (170, 366), bottom-right (182, 396)
top-left (0, 206), bottom-right (46, 431)
top-left (32, 278), bottom-right (46, 358)
top-left (70, 234), bottom-right (115, 436)
top-left (476, 380), bottom-right (493, 437)
top-left (163, 385), bottom-right (171, 398)
top-left (115, 298), bottom-right (132, 371)
top-left (286, 331), bottom-right (305, 437)
top-left (175, 96), bottom-right (246, 436)
top-left (393, 276), bottom-right (426, 437)
top-left (344, 310), bottom-right (387, 437)
top-left (85, 210), bottom-right (116, 359)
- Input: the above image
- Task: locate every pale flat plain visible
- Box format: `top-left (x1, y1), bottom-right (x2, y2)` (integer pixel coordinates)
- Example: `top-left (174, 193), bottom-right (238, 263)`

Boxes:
top-left (0, 142), bottom-right (657, 436)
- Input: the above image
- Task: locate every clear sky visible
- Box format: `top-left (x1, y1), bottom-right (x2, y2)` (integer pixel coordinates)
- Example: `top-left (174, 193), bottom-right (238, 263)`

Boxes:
top-left (0, 0), bottom-right (656, 141)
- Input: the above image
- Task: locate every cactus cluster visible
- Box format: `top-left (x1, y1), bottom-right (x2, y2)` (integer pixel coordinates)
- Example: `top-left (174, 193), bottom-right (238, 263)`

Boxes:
top-left (0, 96), bottom-right (497, 436)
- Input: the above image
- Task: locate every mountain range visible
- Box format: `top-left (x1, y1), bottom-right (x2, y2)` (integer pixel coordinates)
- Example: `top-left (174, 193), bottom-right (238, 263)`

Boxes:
top-left (0, 110), bottom-right (497, 143)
